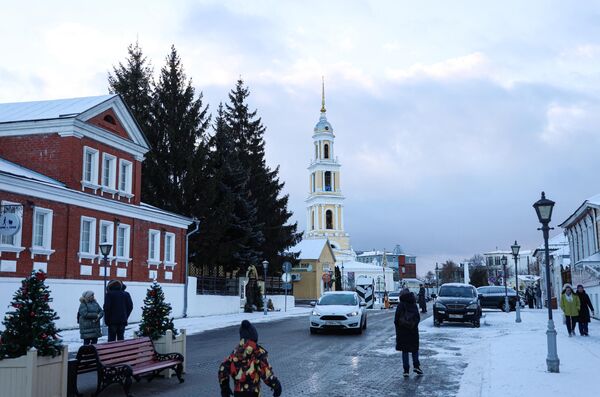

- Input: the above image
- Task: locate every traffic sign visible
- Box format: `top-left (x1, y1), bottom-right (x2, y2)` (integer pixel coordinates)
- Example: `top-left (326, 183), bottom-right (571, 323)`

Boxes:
top-left (281, 273), bottom-right (292, 283)
top-left (282, 261), bottom-right (292, 273)
top-left (283, 282), bottom-right (292, 290)
top-left (322, 273), bottom-right (331, 283)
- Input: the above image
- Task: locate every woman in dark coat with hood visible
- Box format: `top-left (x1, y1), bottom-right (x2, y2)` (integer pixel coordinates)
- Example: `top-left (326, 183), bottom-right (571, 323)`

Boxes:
top-left (576, 284), bottom-right (595, 336)
top-left (394, 288), bottom-right (422, 377)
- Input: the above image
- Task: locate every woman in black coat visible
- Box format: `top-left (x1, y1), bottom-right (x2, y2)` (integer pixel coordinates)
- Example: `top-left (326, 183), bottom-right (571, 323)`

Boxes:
top-left (576, 284), bottom-right (595, 336)
top-left (394, 289), bottom-right (422, 377)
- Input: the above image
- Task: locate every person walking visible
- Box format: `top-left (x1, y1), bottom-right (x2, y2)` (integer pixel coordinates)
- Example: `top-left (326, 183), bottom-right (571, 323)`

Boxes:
top-left (103, 279), bottom-right (133, 342)
top-left (526, 287), bottom-right (534, 309)
top-left (78, 290), bottom-right (103, 345)
top-left (560, 284), bottom-right (581, 337)
top-left (394, 288), bottom-right (422, 377)
top-left (417, 284), bottom-right (427, 313)
top-left (218, 320), bottom-right (282, 397)
top-left (534, 283), bottom-right (542, 309)
top-left (576, 284), bottom-right (595, 336)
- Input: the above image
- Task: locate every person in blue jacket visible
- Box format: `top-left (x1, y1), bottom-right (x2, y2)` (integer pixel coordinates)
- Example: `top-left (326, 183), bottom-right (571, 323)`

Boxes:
top-left (103, 279), bottom-right (133, 341)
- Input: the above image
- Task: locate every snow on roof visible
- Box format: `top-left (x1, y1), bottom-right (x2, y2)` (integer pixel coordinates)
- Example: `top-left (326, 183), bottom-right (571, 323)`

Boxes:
top-left (340, 260), bottom-right (393, 272)
top-left (0, 156), bottom-right (63, 185)
top-left (289, 238), bottom-right (331, 260)
top-left (0, 95), bottom-right (115, 123)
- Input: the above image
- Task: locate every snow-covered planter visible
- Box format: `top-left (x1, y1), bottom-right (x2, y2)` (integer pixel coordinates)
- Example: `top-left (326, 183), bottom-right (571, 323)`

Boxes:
top-left (152, 329), bottom-right (186, 378)
top-left (0, 346), bottom-right (68, 397)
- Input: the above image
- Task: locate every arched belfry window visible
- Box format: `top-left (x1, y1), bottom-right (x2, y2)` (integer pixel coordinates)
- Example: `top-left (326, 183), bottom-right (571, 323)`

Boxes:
top-left (324, 171), bottom-right (332, 191)
top-left (324, 143), bottom-right (330, 159)
top-left (326, 210), bottom-right (333, 229)
top-left (315, 144), bottom-right (318, 160)
top-left (311, 210), bottom-right (315, 230)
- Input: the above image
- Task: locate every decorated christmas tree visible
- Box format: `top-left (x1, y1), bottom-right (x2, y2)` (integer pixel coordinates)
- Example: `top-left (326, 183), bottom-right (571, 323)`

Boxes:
top-left (138, 282), bottom-right (177, 340)
top-left (0, 270), bottom-right (62, 359)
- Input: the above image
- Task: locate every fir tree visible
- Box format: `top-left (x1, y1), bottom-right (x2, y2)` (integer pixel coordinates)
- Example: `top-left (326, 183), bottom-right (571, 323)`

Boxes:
top-left (137, 282), bottom-right (177, 341)
top-left (224, 79), bottom-right (301, 269)
top-left (0, 271), bottom-right (62, 359)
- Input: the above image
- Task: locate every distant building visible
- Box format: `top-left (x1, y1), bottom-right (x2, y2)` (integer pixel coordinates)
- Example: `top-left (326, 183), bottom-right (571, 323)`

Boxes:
top-left (483, 249), bottom-right (534, 286)
top-left (356, 245), bottom-right (417, 279)
top-left (531, 234), bottom-right (570, 309)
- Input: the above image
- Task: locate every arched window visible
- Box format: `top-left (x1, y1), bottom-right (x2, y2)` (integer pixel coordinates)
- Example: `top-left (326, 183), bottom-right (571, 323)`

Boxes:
top-left (311, 173), bottom-right (316, 192)
top-left (311, 210), bottom-right (315, 230)
top-left (326, 210), bottom-right (333, 229)
top-left (324, 171), bottom-right (332, 191)
top-left (324, 143), bottom-right (329, 159)
top-left (315, 144), bottom-right (318, 160)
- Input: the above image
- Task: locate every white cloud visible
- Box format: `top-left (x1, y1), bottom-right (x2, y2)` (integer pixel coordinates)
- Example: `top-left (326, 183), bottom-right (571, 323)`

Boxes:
top-left (541, 103), bottom-right (589, 144)
top-left (385, 52), bottom-right (491, 83)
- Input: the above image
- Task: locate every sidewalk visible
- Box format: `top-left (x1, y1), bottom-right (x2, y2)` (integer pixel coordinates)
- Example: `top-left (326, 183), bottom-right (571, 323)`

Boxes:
top-left (61, 306), bottom-right (311, 352)
top-left (422, 308), bottom-right (599, 396)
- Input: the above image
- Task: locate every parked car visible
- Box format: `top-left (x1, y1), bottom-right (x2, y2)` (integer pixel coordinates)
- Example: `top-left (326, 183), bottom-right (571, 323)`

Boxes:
top-left (309, 291), bottom-right (367, 334)
top-left (477, 286), bottom-right (519, 311)
top-left (433, 283), bottom-right (482, 327)
top-left (387, 291), bottom-right (400, 305)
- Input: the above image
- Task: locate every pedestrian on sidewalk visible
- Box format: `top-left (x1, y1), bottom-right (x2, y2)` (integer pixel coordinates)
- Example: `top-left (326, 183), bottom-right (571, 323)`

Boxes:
top-left (394, 288), bottom-right (423, 377)
top-left (103, 279), bottom-right (133, 342)
top-left (534, 283), bottom-right (542, 309)
top-left (218, 320), bottom-right (282, 397)
top-left (560, 284), bottom-right (580, 337)
top-left (78, 290), bottom-right (103, 345)
top-left (417, 284), bottom-right (427, 313)
top-left (576, 284), bottom-right (595, 336)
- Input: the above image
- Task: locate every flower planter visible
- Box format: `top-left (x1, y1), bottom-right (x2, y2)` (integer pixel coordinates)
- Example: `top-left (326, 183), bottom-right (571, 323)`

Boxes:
top-left (152, 329), bottom-right (186, 378)
top-left (0, 346), bottom-right (68, 397)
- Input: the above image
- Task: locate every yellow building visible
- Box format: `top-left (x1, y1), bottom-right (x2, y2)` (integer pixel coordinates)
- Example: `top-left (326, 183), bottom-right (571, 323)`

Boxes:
top-left (290, 238), bottom-right (336, 300)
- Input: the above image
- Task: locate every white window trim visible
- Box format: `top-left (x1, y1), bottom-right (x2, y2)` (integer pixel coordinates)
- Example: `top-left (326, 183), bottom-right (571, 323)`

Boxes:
top-left (164, 232), bottom-right (176, 267)
top-left (115, 223), bottom-right (132, 265)
top-left (78, 216), bottom-right (98, 262)
top-left (30, 207), bottom-right (54, 259)
top-left (98, 220), bottom-right (115, 258)
top-left (101, 153), bottom-right (118, 194)
top-left (81, 146), bottom-right (100, 190)
top-left (118, 159), bottom-right (133, 196)
top-left (0, 200), bottom-right (25, 258)
top-left (148, 229), bottom-right (161, 265)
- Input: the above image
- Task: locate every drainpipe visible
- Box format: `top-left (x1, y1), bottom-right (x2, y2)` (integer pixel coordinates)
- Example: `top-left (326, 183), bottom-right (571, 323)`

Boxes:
top-left (183, 218), bottom-right (200, 318)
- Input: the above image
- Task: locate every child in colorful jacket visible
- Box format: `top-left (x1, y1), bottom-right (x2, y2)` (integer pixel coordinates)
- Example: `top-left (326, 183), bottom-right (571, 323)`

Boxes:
top-left (218, 320), bottom-right (282, 397)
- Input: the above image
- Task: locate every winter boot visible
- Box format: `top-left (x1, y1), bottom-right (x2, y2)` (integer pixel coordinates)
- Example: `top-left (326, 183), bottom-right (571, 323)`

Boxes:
top-left (403, 369), bottom-right (409, 378)
top-left (414, 367), bottom-right (423, 375)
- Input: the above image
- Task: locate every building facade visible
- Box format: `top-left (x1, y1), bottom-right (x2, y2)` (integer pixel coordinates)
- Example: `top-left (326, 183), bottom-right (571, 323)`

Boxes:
top-left (356, 246), bottom-right (417, 279)
top-left (0, 95), bottom-right (193, 327)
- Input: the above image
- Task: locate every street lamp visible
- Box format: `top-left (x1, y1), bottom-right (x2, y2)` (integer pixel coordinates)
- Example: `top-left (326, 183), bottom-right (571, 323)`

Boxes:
top-left (533, 191), bottom-right (560, 373)
top-left (435, 262), bottom-right (439, 296)
top-left (501, 255), bottom-right (509, 313)
top-left (99, 243), bottom-right (112, 333)
top-left (262, 260), bottom-right (269, 316)
top-left (511, 240), bottom-right (522, 323)
top-left (341, 262), bottom-right (345, 291)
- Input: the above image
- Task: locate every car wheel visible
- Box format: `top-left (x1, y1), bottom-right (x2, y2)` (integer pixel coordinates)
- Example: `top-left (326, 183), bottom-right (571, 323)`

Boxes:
top-left (310, 327), bottom-right (317, 335)
top-left (473, 320), bottom-right (480, 328)
top-left (434, 318), bottom-right (441, 327)
top-left (363, 317), bottom-right (368, 330)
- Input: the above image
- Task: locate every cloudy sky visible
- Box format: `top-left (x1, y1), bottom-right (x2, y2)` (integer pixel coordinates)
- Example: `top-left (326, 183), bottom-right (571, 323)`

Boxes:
top-left (2, 1), bottom-right (600, 273)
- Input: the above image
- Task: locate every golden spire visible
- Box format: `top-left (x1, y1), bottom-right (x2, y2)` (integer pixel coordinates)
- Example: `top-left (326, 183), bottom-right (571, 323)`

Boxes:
top-left (321, 76), bottom-right (326, 113)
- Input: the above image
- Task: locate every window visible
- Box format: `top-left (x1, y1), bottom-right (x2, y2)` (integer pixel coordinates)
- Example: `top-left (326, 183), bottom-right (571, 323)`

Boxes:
top-left (311, 210), bottom-right (315, 230)
top-left (324, 171), bottom-right (332, 192)
top-left (164, 233), bottom-right (176, 264)
top-left (118, 160), bottom-right (133, 194)
top-left (148, 229), bottom-right (160, 263)
top-left (115, 224), bottom-right (131, 260)
top-left (326, 210), bottom-right (333, 229)
top-left (103, 115), bottom-right (116, 125)
top-left (79, 217), bottom-right (96, 255)
top-left (324, 143), bottom-right (329, 159)
top-left (99, 220), bottom-right (114, 256)
top-left (101, 153), bottom-right (117, 190)
top-left (82, 147), bottom-right (99, 185)
top-left (32, 208), bottom-right (53, 249)
top-left (0, 201), bottom-right (24, 256)
top-left (311, 173), bottom-right (316, 193)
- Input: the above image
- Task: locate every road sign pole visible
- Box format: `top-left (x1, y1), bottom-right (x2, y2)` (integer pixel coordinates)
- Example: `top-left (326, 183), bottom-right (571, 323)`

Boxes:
top-left (284, 281), bottom-right (287, 312)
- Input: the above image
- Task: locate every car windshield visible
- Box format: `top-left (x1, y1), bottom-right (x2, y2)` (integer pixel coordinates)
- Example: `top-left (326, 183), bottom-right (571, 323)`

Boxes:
top-left (389, 292), bottom-right (399, 296)
top-left (318, 294), bottom-right (357, 306)
top-left (439, 285), bottom-right (476, 298)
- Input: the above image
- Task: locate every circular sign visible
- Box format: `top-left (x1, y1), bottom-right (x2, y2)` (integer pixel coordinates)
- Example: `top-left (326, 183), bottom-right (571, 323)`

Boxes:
top-left (322, 273), bottom-right (331, 283)
top-left (0, 213), bottom-right (21, 236)
top-left (282, 261), bottom-right (292, 273)
top-left (281, 273), bottom-right (292, 283)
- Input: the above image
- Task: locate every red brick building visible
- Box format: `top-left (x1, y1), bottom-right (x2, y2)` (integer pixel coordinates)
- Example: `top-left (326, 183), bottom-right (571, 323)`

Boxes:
top-left (0, 95), bottom-right (193, 284)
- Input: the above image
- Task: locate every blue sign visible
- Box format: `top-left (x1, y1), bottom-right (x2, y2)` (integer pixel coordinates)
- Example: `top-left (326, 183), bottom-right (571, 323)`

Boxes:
top-left (283, 282), bottom-right (292, 290)
top-left (282, 261), bottom-right (292, 273)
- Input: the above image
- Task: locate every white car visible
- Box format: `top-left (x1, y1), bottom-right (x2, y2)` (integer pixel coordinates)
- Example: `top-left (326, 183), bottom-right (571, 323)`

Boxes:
top-left (309, 291), bottom-right (367, 334)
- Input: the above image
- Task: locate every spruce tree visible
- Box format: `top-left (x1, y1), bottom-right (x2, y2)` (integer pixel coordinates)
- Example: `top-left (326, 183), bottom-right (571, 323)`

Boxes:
top-left (138, 282), bottom-right (177, 340)
top-left (0, 271), bottom-right (62, 359)
top-left (224, 79), bottom-right (301, 270)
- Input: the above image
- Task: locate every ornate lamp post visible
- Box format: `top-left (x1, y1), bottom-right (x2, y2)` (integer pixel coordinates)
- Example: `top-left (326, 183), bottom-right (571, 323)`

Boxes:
top-left (501, 255), bottom-right (509, 312)
top-left (98, 243), bottom-right (112, 333)
top-left (533, 191), bottom-right (560, 373)
top-left (262, 260), bottom-right (269, 316)
top-left (511, 240), bottom-right (522, 323)
top-left (341, 262), bottom-right (345, 291)
top-left (435, 262), bottom-right (439, 296)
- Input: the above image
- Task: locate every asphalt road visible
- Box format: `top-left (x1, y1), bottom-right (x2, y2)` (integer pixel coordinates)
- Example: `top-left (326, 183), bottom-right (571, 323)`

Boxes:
top-left (75, 303), bottom-right (467, 397)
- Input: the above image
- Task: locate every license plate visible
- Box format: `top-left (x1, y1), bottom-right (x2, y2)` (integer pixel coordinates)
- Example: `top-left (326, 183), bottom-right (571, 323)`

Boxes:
top-left (327, 321), bottom-right (341, 325)
top-left (449, 314), bottom-right (463, 319)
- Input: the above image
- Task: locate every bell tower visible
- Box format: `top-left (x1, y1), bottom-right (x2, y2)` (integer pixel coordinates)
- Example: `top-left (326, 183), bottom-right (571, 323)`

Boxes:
top-left (305, 79), bottom-right (350, 252)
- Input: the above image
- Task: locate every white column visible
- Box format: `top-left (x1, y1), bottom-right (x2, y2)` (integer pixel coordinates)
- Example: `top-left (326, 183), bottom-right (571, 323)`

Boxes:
top-left (340, 206), bottom-right (344, 230)
top-left (334, 204), bottom-right (339, 230)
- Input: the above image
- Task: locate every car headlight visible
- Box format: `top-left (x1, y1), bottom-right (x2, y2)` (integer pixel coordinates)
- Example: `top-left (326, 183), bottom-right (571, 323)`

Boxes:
top-left (434, 302), bottom-right (446, 309)
top-left (311, 310), bottom-right (321, 316)
top-left (467, 303), bottom-right (479, 309)
top-left (346, 311), bottom-right (359, 317)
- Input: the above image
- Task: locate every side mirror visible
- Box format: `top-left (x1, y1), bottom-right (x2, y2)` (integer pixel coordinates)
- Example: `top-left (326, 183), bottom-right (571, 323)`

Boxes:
top-left (359, 302), bottom-right (367, 307)
top-left (310, 301), bottom-right (316, 307)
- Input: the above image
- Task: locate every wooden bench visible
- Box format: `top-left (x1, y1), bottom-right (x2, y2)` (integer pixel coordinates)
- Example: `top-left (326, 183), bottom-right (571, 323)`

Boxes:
top-left (70, 337), bottom-right (184, 397)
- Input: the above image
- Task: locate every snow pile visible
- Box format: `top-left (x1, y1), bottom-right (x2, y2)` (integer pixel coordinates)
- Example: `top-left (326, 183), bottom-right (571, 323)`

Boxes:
top-left (60, 307), bottom-right (311, 352)
top-left (422, 309), bottom-right (599, 396)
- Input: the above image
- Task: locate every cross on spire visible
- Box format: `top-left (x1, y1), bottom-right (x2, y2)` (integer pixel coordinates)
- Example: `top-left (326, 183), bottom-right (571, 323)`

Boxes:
top-left (321, 76), bottom-right (326, 113)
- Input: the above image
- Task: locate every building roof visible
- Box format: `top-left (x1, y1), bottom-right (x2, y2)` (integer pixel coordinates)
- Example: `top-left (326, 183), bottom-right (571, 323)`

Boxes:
top-left (289, 238), bottom-right (335, 261)
top-left (0, 95), bottom-right (115, 124)
top-left (0, 156), bottom-right (64, 186)
top-left (559, 193), bottom-right (600, 228)
top-left (341, 260), bottom-right (393, 272)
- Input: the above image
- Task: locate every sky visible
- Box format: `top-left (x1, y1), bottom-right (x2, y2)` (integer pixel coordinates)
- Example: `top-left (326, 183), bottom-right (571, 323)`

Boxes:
top-left (2, 1), bottom-right (600, 273)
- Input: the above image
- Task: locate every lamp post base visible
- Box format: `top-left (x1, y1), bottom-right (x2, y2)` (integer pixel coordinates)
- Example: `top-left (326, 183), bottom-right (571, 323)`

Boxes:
top-left (515, 304), bottom-right (522, 323)
top-left (546, 319), bottom-right (560, 373)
